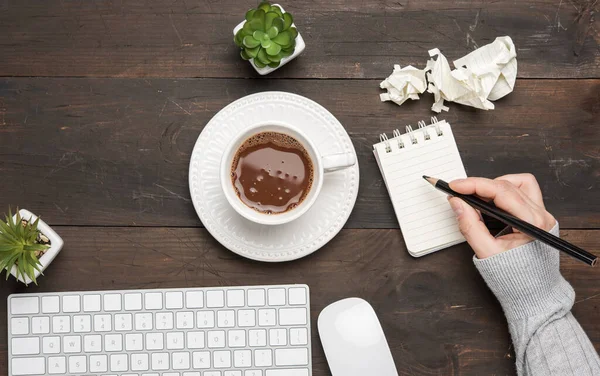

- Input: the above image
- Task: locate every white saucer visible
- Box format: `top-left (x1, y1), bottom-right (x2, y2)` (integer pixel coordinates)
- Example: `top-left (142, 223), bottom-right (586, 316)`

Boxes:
top-left (189, 92), bottom-right (360, 262)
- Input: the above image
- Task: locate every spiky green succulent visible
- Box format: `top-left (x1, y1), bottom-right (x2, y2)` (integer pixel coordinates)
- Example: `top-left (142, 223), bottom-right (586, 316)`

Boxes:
top-left (0, 208), bottom-right (48, 284)
top-left (234, 2), bottom-right (298, 68)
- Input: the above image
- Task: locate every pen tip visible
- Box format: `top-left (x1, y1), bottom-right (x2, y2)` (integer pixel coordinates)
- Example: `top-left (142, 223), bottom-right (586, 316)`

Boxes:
top-left (422, 175), bottom-right (430, 180)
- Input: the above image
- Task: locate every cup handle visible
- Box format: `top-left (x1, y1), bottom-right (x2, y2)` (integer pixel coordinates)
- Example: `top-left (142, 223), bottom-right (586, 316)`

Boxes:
top-left (322, 152), bottom-right (356, 173)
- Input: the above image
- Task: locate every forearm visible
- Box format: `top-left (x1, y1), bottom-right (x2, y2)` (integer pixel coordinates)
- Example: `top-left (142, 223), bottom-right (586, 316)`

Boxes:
top-left (473, 224), bottom-right (600, 375)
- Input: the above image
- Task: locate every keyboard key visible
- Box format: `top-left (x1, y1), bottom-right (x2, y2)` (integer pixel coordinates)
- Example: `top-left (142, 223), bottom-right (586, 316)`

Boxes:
top-left (52, 315), bottom-right (70, 333)
top-left (42, 336), bottom-right (61, 354)
top-left (258, 309), bottom-right (276, 326)
top-left (279, 307), bottom-right (307, 326)
top-left (73, 314), bottom-right (91, 333)
top-left (274, 348), bottom-right (309, 366)
top-left (225, 371), bottom-right (242, 376)
top-left (255, 349), bottom-right (273, 367)
top-left (12, 357), bottom-right (45, 375)
top-left (135, 312), bottom-right (153, 330)
top-left (47, 356), bottom-right (66, 374)
top-left (83, 294), bottom-right (101, 312)
top-left (166, 291), bottom-right (184, 309)
top-left (217, 310), bottom-right (235, 328)
top-left (184, 373), bottom-right (202, 376)
top-left (248, 329), bottom-right (267, 347)
top-left (94, 314), bottom-right (112, 332)
top-left (238, 309), bottom-right (256, 327)
top-left (197, 311), bottom-right (215, 328)
top-left (126, 333), bottom-right (143, 351)
top-left (41, 296), bottom-right (59, 314)
top-left (172, 352), bottom-right (190, 370)
top-left (247, 289), bottom-right (266, 307)
top-left (12, 337), bottom-right (40, 355)
top-left (166, 332), bottom-right (185, 350)
top-left (155, 312), bottom-right (174, 330)
top-left (206, 290), bottom-right (225, 308)
top-left (187, 331), bottom-right (205, 349)
top-left (89, 354), bottom-right (108, 373)
top-left (31, 316), bottom-right (50, 334)
top-left (104, 294), bottom-right (122, 311)
top-left (84, 334), bottom-right (102, 352)
top-left (176, 311), bottom-right (194, 329)
top-left (105, 334), bottom-right (123, 352)
top-left (206, 372), bottom-right (222, 376)
top-left (192, 351), bottom-right (211, 369)
top-left (269, 328), bottom-right (287, 346)
top-left (288, 287), bottom-right (307, 305)
top-left (228, 329), bottom-right (246, 347)
top-left (146, 332), bottom-right (164, 350)
top-left (110, 353), bottom-right (128, 372)
top-left (115, 313), bottom-right (133, 331)
top-left (124, 292), bottom-right (142, 310)
top-left (267, 288), bottom-right (286, 306)
top-left (227, 289), bottom-right (245, 307)
top-left (207, 330), bottom-right (226, 348)
top-left (63, 335), bottom-right (81, 353)
top-left (290, 327), bottom-right (309, 345)
top-left (145, 292), bottom-right (163, 310)
top-left (151, 352), bottom-right (169, 370)
top-left (131, 353), bottom-right (149, 371)
top-left (63, 295), bottom-right (81, 313)
top-left (213, 350), bottom-right (232, 368)
top-left (11, 296), bottom-right (39, 315)
top-left (234, 350), bottom-right (252, 367)
top-left (69, 355), bottom-right (87, 373)
top-left (266, 369), bottom-right (309, 376)
top-left (11, 317), bottom-right (29, 335)
top-left (186, 290), bottom-right (204, 308)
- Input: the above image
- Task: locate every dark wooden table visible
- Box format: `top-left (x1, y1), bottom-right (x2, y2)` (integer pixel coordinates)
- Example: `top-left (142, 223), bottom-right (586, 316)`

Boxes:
top-left (1, 1), bottom-right (599, 374)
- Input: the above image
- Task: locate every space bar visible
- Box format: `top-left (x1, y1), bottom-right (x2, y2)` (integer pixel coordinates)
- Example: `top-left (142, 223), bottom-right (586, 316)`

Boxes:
top-left (266, 369), bottom-right (309, 376)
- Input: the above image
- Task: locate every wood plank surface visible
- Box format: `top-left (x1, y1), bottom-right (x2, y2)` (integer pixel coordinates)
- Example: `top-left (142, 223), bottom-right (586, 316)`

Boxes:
top-left (0, 0), bottom-right (598, 79)
top-left (0, 227), bottom-right (597, 375)
top-left (1, 78), bottom-right (598, 228)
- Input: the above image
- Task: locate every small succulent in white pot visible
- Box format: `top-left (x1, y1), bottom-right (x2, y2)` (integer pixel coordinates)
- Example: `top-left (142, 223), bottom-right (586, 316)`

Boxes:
top-left (233, 2), bottom-right (305, 75)
top-left (0, 208), bottom-right (63, 285)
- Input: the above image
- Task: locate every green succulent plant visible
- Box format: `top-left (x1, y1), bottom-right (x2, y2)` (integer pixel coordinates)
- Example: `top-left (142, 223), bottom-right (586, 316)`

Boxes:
top-left (234, 1), bottom-right (298, 69)
top-left (0, 208), bottom-right (48, 285)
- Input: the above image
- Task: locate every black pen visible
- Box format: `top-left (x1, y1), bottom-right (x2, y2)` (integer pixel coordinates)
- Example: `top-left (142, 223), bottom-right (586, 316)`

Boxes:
top-left (423, 175), bottom-right (598, 266)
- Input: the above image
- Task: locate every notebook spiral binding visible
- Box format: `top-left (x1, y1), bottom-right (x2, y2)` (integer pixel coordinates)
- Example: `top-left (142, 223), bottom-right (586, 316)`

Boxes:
top-left (379, 117), bottom-right (444, 153)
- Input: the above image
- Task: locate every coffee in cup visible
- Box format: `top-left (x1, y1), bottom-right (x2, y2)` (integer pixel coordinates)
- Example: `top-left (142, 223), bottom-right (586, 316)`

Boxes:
top-left (231, 131), bottom-right (313, 215)
top-left (221, 122), bottom-right (356, 226)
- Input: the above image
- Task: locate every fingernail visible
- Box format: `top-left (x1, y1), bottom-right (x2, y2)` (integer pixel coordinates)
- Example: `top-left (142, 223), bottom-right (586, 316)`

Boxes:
top-left (449, 198), bottom-right (463, 216)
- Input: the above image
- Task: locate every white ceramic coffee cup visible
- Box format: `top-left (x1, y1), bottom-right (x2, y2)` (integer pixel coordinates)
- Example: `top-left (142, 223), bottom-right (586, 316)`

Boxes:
top-left (221, 121), bottom-right (356, 225)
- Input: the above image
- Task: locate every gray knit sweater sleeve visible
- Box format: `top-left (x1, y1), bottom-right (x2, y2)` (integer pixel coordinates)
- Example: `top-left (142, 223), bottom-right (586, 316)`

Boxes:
top-left (473, 223), bottom-right (600, 375)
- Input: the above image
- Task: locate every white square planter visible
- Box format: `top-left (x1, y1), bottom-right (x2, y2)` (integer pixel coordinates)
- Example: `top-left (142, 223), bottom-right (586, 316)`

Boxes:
top-left (9, 209), bottom-right (63, 285)
top-left (233, 4), bottom-right (305, 75)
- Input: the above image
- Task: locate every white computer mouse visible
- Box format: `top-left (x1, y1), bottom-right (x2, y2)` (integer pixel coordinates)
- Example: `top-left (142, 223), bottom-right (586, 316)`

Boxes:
top-left (318, 297), bottom-right (399, 376)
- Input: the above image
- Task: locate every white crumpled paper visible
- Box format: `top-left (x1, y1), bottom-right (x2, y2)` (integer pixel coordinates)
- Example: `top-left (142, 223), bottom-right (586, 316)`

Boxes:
top-left (379, 65), bottom-right (427, 106)
top-left (379, 36), bottom-right (517, 113)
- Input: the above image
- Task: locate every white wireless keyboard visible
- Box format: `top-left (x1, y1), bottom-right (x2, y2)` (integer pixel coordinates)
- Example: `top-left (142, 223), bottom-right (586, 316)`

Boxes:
top-left (8, 284), bottom-right (312, 376)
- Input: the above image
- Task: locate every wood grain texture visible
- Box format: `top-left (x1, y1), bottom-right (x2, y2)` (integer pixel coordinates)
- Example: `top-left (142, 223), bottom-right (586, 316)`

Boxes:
top-left (0, 0), bottom-right (598, 79)
top-left (1, 78), bottom-right (598, 228)
top-left (0, 227), bottom-right (597, 376)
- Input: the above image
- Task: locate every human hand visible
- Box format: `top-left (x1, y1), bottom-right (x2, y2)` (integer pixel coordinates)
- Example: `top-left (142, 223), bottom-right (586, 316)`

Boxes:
top-left (448, 174), bottom-right (556, 259)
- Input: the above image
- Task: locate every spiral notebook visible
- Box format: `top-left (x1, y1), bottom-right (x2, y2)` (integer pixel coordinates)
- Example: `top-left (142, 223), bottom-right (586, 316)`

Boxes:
top-left (373, 117), bottom-right (467, 257)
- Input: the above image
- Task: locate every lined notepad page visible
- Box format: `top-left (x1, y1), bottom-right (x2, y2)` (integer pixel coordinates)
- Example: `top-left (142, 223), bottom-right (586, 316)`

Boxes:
top-left (373, 120), bottom-right (467, 257)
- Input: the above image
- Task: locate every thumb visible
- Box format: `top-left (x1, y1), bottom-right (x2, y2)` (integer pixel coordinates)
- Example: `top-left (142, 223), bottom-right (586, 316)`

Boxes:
top-left (448, 197), bottom-right (500, 258)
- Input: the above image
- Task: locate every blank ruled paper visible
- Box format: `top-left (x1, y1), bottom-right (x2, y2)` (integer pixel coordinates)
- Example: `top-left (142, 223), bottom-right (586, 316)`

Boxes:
top-left (373, 120), bottom-right (467, 257)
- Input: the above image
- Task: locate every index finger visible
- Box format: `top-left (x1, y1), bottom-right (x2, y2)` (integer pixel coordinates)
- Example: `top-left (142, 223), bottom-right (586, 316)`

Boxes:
top-left (495, 173), bottom-right (544, 208)
top-left (449, 177), bottom-right (533, 221)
